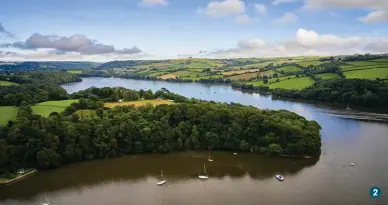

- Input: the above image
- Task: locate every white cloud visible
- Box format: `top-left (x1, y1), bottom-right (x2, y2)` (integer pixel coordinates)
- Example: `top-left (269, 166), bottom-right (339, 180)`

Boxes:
top-left (235, 14), bottom-right (253, 23)
top-left (276, 12), bottom-right (298, 23)
top-left (358, 10), bottom-right (388, 23)
top-left (273, 0), bottom-right (298, 5)
top-left (205, 0), bottom-right (245, 17)
top-left (303, 0), bottom-right (388, 10)
top-left (254, 4), bottom-right (267, 15)
top-left (207, 28), bottom-right (388, 58)
top-left (138, 0), bottom-right (168, 8)
top-left (295, 28), bottom-right (361, 48)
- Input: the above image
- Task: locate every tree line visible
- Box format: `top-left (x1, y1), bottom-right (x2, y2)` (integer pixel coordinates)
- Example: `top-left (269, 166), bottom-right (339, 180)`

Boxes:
top-left (271, 79), bottom-right (388, 107)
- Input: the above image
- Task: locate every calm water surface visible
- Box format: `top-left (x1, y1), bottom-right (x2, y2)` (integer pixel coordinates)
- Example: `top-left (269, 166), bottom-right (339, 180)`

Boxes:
top-left (1, 77), bottom-right (387, 205)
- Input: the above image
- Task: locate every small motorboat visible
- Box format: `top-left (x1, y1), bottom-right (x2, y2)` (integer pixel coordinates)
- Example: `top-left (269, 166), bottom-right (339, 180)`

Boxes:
top-left (276, 175), bottom-right (284, 181)
top-left (198, 164), bottom-right (209, 180)
top-left (208, 154), bottom-right (213, 162)
top-left (350, 162), bottom-right (355, 166)
top-left (234, 153), bottom-right (238, 155)
top-left (157, 180), bottom-right (166, 186)
top-left (157, 170), bottom-right (166, 186)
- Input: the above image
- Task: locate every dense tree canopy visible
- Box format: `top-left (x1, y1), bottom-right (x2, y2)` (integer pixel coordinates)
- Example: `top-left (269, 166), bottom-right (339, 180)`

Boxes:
top-left (0, 71), bottom-right (81, 106)
top-left (0, 97), bottom-right (322, 174)
top-left (271, 79), bottom-right (388, 107)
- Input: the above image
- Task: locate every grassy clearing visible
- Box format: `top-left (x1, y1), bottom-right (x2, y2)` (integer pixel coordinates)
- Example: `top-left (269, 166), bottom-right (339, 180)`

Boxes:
top-left (0, 106), bottom-right (18, 126)
top-left (32, 106), bottom-right (67, 118)
top-left (229, 70), bottom-right (275, 81)
top-left (239, 63), bottom-right (268, 69)
top-left (296, 60), bottom-right (325, 67)
top-left (171, 70), bottom-right (199, 77)
top-left (222, 69), bottom-right (261, 75)
top-left (149, 71), bottom-right (165, 77)
top-left (67, 70), bottom-right (82, 74)
top-left (36, 99), bottom-right (79, 107)
top-left (316, 73), bottom-right (339, 80)
top-left (344, 68), bottom-right (388, 80)
top-left (368, 58), bottom-right (388, 63)
top-left (187, 61), bottom-right (212, 69)
top-left (158, 73), bottom-right (177, 79)
top-left (277, 65), bottom-right (302, 72)
top-left (228, 72), bottom-right (259, 80)
top-left (258, 70), bottom-right (275, 77)
top-left (32, 99), bottom-right (79, 117)
top-left (346, 61), bottom-right (381, 67)
top-left (104, 100), bottom-right (174, 108)
top-left (182, 75), bottom-right (223, 80)
top-left (247, 75), bottom-right (296, 86)
top-left (0, 81), bottom-right (18, 86)
top-left (268, 77), bottom-right (315, 90)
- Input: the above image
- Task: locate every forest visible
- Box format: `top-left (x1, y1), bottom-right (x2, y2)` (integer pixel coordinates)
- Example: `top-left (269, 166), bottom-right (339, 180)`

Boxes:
top-left (0, 82), bottom-right (322, 175)
top-left (0, 71), bottom-right (81, 106)
top-left (270, 79), bottom-right (388, 107)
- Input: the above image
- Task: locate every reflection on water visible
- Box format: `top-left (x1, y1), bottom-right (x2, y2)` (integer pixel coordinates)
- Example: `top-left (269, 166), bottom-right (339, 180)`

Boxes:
top-left (0, 152), bottom-right (318, 201)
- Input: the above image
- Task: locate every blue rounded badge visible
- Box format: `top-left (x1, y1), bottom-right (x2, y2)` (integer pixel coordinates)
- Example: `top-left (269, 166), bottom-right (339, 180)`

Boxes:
top-left (370, 186), bottom-right (381, 198)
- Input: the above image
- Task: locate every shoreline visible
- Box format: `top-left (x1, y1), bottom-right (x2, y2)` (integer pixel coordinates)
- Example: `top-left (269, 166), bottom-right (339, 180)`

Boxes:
top-left (0, 169), bottom-right (37, 186)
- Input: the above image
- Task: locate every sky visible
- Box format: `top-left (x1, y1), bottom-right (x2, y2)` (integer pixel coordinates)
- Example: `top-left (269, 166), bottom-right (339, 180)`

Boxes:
top-left (0, 0), bottom-right (388, 62)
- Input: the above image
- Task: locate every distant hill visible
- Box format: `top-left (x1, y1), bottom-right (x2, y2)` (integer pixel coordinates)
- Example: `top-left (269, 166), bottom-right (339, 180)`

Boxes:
top-left (97, 60), bottom-right (168, 69)
top-left (0, 61), bottom-right (100, 71)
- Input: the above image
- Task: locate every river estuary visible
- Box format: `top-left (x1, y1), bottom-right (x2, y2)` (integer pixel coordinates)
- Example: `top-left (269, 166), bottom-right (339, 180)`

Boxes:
top-left (1, 77), bottom-right (387, 205)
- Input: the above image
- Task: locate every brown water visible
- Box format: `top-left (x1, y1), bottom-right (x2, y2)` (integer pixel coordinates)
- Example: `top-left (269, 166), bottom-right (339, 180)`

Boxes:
top-left (1, 77), bottom-right (388, 205)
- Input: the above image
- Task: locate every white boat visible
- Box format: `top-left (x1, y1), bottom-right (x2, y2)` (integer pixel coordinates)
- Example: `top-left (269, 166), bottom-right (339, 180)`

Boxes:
top-left (234, 153), bottom-right (238, 155)
top-left (198, 164), bottom-right (209, 180)
top-left (157, 170), bottom-right (166, 186)
top-left (276, 175), bottom-right (284, 181)
top-left (208, 154), bottom-right (213, 162)
top-left (350, 162), bottom-right (355, 166)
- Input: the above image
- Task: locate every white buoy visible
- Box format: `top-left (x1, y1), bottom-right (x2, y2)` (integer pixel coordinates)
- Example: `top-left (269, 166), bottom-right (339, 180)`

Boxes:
top-left (350, 162), bottom-right (355, 166)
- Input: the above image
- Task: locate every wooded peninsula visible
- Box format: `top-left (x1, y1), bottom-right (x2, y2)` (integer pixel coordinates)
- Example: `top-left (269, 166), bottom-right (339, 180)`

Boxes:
top-left (0, 71), bottom-right (322, 178)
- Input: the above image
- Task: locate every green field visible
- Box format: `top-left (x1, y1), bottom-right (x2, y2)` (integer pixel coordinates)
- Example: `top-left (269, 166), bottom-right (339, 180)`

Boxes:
top-left (368, 58), bottom-right (388, 63)
top-left (277, 65), bottom-right (302, 72)
top-left (0, 81), bottom-right (18, 86)
top-left (344, 68), bottom-right (388, 80)
top-left (316, 73), bottom-right (339, 80)
top-left (32, 99), bottom-right (79, 117)
top-left (346, 61), bottom-right (381, 67)
top-left (67, 70), bottom-right (82, 74)
top-left (0, 106), bottom-right (18, 126)
top-left (171, 70), bottom-right (199, 77)
top-left (268, 77), bottom-right (315, 90)
top-left (296, 60), bottom-right (325, 67)
top-left (248, 75), bottom-right (297, 86)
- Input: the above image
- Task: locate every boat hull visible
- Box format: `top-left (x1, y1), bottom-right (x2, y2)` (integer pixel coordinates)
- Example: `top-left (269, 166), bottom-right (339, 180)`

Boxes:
top-left (275, 175), bottom-right (284, 181)
top-left (157, 180), bottom-right (166, 185)
top-left (198, 176), bottom-right (208, 180)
